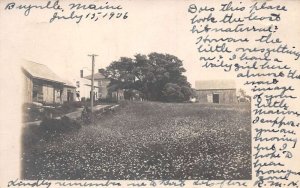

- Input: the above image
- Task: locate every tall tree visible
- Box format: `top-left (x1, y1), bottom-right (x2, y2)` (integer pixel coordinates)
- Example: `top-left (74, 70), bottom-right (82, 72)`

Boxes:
top-left (105, 53), bottom-right (193, 102)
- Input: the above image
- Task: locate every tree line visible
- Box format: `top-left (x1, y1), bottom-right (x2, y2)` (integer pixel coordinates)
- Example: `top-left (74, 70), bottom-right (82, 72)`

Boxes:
top-left (104, 52), bottom-right (194, 102)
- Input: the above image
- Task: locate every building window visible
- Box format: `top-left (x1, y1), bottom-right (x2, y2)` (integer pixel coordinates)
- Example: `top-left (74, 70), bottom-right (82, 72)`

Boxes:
top-left (207, 94), bottom-right (213, 103)
top-left (33, 83), bottom-right (43, 102)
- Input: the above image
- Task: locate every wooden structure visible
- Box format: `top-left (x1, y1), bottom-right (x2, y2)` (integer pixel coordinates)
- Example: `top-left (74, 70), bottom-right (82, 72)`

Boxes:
top-left (62, 81), bottom-right (76, 103)
top-left (84, 70), bottom-right (110, 99)
top-left (22, 61), bottom-right (75, 104)
top-left (84, 69), bottom-right (124, 102)
top-left (195, 80), bottom-right (237, 104)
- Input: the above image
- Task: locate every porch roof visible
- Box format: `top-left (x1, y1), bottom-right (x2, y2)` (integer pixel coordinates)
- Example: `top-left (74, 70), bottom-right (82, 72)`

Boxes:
top-left (22, 61), bottom-right (65, 84)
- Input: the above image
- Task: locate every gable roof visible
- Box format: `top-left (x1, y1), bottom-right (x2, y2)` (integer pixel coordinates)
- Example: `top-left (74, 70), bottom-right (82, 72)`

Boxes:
top-left (63, 79), bottom-right (76, 88)
top-left (22, 61), bottom-right (65, 84)
top-left (84, 72), bottom-right (106, 80)
top-left (195, 80), bottom-right (236, 90)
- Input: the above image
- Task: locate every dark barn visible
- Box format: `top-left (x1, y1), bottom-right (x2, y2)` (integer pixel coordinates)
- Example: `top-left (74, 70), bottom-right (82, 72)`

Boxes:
top-left (195, 80), bottom-right (237, 104)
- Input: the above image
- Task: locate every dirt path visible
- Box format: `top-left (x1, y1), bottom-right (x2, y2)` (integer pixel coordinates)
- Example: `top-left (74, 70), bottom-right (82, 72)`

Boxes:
top-left (23, 104), bottom-right (112, 126)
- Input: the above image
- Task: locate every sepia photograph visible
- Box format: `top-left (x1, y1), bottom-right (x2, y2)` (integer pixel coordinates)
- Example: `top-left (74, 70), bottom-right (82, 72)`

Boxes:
top-left (11, 0), bottom-right (300, 185)
top-left (0, 0), bottom-right (256, 181)
top-left (21, 53), bottom-right (252, 180)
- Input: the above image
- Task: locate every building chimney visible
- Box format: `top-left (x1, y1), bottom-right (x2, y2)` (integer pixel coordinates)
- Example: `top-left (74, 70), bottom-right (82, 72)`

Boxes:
top-left (80, 70), bottom-right (83, 78)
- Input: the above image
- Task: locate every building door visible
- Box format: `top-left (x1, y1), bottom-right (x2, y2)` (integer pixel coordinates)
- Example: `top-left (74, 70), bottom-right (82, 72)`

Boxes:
top-left (213, 94), bottom-right (219, 103)
top-left (67, 90), bottom-right (73, 102)
top-left (43, 85), bottom-right (54, 103)
top-left (54, 89), bottom-right (61, 103)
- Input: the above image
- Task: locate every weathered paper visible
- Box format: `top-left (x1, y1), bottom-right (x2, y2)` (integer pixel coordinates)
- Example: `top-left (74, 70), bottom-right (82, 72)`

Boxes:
top-left (0, 0), bottom-right (299, 187)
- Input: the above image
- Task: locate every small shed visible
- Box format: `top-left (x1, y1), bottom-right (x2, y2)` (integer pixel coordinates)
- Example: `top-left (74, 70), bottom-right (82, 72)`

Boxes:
top-left (62, 80), bottom-right (76, 103)
top-left (195, 80), bottom-right (237, 104)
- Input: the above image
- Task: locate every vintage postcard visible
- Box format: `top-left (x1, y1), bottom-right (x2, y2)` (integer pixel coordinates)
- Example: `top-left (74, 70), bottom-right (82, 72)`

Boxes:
top-left (0, 0), bottom-right (300, 187)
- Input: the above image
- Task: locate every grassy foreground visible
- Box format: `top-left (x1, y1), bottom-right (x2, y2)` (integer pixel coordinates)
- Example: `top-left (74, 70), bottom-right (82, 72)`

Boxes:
top-left (22, 101), bottom-right (251, 180)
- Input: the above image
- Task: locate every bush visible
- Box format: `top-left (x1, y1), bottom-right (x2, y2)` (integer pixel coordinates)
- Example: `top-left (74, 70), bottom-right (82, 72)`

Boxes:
top-left (23, 103), bottom-right (45, 122)
top-left (61, 101), bottom-right (84, 111)
top-left (39, 116), bottom-right (81, 136)
top-left (161, 83), bottom-right (192, 102)
top-left (97, 98), bottom-right (117, 104)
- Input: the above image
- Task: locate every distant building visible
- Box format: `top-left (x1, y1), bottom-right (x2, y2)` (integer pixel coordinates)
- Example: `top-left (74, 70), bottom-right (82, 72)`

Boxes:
top-left (112, 89), bottom-right (125, 102)
top-left (61, 80), bottom-right (77, 103)
top-left (75, 69), bottom-right (99, 101)
top-left (77, 69), bottom-right (124, 102)
top-left (84, 69), bottom-right (110, 99)
top-left (22, 61), bottom-right (76, 104)
top-left (195, 80), bottom-right (237, 104)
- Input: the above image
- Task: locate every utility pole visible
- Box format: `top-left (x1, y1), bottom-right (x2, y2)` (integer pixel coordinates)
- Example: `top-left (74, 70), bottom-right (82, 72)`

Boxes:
top-left (88, 54), bottom-right (98, 113)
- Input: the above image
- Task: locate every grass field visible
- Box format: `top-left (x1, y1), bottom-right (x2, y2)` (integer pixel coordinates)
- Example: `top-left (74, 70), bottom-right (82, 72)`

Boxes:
top-left (22, 101), bottom-right (251, 180)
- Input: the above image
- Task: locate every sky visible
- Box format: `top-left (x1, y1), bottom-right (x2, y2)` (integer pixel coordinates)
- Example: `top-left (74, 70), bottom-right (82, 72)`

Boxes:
top-left (1, 0), bottom-right (299, 91)
top-left (0, 0), bottom-right (240, 89)
top-left (1, 0), bottom-right (300, 181)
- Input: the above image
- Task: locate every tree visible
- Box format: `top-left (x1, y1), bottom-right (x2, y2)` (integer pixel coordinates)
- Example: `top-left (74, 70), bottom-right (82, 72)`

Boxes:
top-left (105, 53), bottom-right (192, 102)
top-left (237, 88), bottom-right (251, 103)
top-left (238, 88), bottom-right (246, 97)
top-left (162, 83), bottom-right (184, 102)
